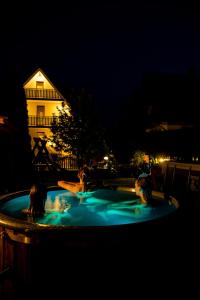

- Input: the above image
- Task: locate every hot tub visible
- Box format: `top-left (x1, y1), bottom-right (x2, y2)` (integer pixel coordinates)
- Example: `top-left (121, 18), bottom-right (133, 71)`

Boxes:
top-left (0, 187), bottom-right (178, 287)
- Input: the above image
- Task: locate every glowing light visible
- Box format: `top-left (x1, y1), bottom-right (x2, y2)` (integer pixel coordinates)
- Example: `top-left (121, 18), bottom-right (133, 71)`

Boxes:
top-left (0, 116), bottom-right (8, 124)
top-left (159, 158), bottom-right (165, 163)
top-left (157, 157), bottom-right (170, 163)
top-left (104, 156), bottom-right (109, 160)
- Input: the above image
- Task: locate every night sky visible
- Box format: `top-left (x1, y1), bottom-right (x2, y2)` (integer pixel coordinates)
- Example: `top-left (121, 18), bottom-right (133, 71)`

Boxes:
top-left (1, 1), bottom-right (200, 127)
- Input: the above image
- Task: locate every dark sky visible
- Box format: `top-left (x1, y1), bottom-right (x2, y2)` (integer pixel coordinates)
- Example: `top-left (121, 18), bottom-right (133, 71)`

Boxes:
top-left (1, 1), bottom-right (200, 126)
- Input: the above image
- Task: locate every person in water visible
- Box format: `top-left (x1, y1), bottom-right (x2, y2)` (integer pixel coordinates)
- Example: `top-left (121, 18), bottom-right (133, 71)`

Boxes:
top-left (135, 173), bottom-right (152, 205)
top-left (28, 183), bottom-right (47, 216)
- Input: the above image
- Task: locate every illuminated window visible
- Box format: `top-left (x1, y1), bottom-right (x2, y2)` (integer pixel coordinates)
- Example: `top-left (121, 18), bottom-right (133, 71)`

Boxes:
top-left (36, 81), bottom-right (44, 89)
top-left (37, 106), bottom-right (45, 117)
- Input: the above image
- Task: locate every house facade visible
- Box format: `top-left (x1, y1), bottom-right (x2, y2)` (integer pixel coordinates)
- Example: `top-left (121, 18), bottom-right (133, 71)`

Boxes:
top-left (23, 68), bottom-right (69, 150)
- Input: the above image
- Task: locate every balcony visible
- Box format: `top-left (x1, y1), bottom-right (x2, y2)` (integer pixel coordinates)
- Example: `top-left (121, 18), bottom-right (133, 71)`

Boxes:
top-left (25, 89), bottom-right (62, 100)
top-left (28, 116), bottom-right (58, 127)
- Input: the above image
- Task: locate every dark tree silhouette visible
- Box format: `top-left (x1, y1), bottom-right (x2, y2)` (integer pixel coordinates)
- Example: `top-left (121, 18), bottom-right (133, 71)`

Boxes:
top-left (0, 68), bottom-right (32, 192)
top-left (112, 69), bottom-right (200, 163)
top-left (50, 89), bottom-right (109, 166)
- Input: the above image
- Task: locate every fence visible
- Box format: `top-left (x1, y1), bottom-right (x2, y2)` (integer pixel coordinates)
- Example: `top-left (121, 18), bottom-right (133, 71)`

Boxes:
top-left (161, 161), bottom-right (200, 209)
top-left (57, 156), bottom-right (78, 170)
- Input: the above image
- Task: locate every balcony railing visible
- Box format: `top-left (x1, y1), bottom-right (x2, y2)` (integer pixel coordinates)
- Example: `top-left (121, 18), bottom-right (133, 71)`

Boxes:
top-left (28, 116), bottom-right (58, 127)
top-left (25, 89), bottom-right (62, 99)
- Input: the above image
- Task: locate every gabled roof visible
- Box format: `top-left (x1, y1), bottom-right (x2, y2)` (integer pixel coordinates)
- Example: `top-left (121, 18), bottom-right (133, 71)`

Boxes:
top-left (23, 68), bottom-right (66, 101)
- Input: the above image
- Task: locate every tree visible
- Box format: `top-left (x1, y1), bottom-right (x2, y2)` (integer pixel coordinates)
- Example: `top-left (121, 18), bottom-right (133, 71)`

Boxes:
top-left (130, 150), bottom-right (146, 169)
top-left (0, 69), bottom-right (33, 191)
top-left (50, 90), bottom-right (109, 166)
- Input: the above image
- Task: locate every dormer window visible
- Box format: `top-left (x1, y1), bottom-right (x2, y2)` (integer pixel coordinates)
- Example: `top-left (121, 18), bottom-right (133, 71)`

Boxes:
top-left (36, 81), bottom-right (44, 89)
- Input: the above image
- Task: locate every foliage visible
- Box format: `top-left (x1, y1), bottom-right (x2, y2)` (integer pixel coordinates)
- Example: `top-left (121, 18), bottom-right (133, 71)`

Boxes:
top-left (130, 150), bottom-right (146, 168)
top-left (50, 92), bottom-right (109, 165)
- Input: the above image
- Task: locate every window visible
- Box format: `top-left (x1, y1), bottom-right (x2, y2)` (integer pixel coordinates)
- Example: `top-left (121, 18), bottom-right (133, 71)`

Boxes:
top-left (37, 106), bottom-right (45, 117)
top-left (36, 81), bottom-right (44, 89)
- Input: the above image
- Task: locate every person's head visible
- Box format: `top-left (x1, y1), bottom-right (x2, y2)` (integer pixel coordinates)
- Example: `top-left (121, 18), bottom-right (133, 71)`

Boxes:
top-left (29, 183), bottom-right (47, 216)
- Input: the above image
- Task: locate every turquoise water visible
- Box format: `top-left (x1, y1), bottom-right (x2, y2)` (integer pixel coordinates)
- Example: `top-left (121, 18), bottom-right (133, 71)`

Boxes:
top-left (0, 189), bottom-right (177, 226)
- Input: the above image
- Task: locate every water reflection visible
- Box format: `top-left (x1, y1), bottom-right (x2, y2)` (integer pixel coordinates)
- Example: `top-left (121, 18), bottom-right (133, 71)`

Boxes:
top-left (44, 191), bottom-right (90, 213)
top-left (42, 190), bottom-right (150, 224)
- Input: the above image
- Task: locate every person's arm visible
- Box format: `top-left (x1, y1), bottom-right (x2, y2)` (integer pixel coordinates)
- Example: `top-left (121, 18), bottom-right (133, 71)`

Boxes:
top-left (135, 179), bottom-right (141, 195)
top-left (28, 192), bottom-right (34, 214)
